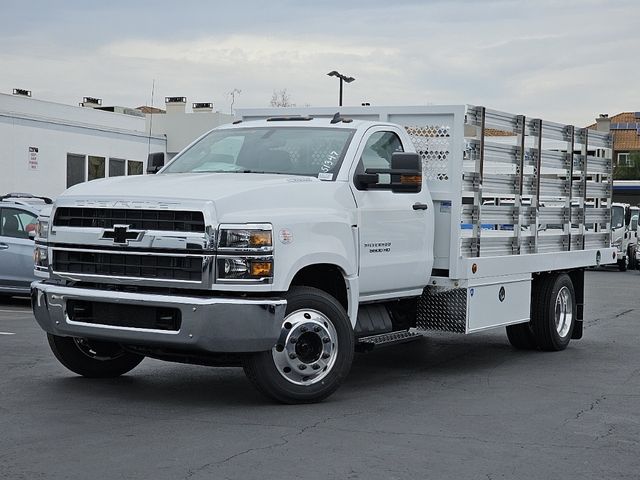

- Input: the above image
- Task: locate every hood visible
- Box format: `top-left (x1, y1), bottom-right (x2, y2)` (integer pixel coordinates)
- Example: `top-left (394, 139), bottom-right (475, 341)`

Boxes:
top-left (59, 173), bottom-right (355, 223)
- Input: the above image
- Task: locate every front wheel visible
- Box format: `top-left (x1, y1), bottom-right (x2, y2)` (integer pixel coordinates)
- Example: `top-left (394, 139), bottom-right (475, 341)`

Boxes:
top-left (243, 286), bottom-right (354, 404)
top-left (629, 246), bottom-right (637, 270)
top-left (618, 255), bottom-right (628, 271)
top-left (47, 334), bottom-right (144, 378)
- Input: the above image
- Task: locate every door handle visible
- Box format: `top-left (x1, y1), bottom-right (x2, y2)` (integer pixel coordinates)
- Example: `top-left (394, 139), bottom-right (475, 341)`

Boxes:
top-left (412, 203), bottom-right (429, 211)
top-left (0, 243), bottom-right (8, 250)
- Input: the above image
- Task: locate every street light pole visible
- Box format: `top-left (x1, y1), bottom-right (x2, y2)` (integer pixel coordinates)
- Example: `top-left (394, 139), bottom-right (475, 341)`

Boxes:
top-left (327, 71), bottom-right (355, 107)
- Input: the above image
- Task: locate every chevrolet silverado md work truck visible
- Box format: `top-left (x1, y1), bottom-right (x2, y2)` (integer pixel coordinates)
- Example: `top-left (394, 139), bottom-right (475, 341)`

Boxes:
top-left (31, 105), bottom-right (615, 403)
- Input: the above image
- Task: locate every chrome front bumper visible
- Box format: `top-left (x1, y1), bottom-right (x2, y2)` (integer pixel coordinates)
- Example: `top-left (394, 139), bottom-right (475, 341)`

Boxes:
top-left (31, 282), bottom-right (286, 353)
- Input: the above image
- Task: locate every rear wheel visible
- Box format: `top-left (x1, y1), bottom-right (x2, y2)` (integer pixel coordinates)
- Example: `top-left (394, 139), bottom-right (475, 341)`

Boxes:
top-left (243, 286), bottom-right (354, 404)
top-left (47, 334), bottom-right (144, 377)
top-left (506, 322), bottom-right (537, 350)
top-left (530, 273), bottom-right (576, 351)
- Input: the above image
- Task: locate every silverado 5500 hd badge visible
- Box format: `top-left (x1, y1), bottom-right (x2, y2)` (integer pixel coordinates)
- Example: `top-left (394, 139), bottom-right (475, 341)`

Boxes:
top-left (364, 242), bottom-right (391, 254)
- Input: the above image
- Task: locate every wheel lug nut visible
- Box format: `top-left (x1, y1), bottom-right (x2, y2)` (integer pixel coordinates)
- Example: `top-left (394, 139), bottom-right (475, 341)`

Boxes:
top-left (312, 363), bottom-right (320, 370)
top-left (322, 353), bottom-right (330, 359)
top-left (298, 364), bottom-right (307, 370)
top-left (290, 337), bottom-right (297, 344)
top-left (322, 337), bottom-right (330, 344)
top-left (289, 353), bottom-right (297, 359)
top-left (313, 326), bottom-right (321, 332)
top-left (300, 326), bottom-right (308, 333)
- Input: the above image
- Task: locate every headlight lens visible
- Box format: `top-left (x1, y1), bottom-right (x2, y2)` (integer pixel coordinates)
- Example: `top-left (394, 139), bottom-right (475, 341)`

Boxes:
top-left (216, 224), bottom-right (274, 283)
top-left (218, 225), bottom-right (273, 251)
top-left (34, 245), bottom-right (49, 270)
top-left (37, 219), bottom-right (49, 240)
top-left (216, 256), bottom-right (273, 282)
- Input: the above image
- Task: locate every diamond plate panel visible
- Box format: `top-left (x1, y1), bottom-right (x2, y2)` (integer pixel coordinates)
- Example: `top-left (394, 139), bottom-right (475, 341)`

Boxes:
top-left (416, 287), bottom-right (467, 333)
top-left (405, 125), bottom-right (452, 182)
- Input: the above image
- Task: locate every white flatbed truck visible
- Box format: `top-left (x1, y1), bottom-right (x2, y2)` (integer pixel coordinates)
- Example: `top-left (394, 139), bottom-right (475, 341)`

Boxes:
top-left (31, 105), bottom-right (614, 403)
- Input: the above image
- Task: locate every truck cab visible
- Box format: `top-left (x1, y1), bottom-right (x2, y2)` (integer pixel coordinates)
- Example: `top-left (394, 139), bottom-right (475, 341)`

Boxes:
top-left (611, 202), bottom-right (638, 270)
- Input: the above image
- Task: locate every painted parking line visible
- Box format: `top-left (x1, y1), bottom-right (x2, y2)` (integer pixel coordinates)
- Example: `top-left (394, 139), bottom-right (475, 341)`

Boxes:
top-left (0, 332), bottom-right (16, 335)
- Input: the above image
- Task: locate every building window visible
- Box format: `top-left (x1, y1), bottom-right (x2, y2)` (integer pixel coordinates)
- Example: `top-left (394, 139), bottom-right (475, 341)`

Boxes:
top-left (66, 154), bottom-right (85, 188)
top-left (88, 156), bottom-right (106, 180)
top-left (109, 158), bottom-right (126, 177)
top-left (127, 160), bottom-right (143, 175)
top-left (617, 153), bottom-right (631, 166)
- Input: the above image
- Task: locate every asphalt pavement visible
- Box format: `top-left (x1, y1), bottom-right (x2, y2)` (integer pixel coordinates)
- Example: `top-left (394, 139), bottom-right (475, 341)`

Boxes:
top-left (1, 269), bottom-right (639, 480)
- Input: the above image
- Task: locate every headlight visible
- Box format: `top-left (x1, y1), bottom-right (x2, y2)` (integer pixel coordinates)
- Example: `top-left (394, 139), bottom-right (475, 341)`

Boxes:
top-left (34, 245), bottom-right (49, 271)
top-left (216, 256), bottom-right (273, 283)
top-left (218, 224), bottom-right (273, 252)
top-left (216, 224), bottom-right (274, 283)
top-left (37, 219), bottom-right (49, 240)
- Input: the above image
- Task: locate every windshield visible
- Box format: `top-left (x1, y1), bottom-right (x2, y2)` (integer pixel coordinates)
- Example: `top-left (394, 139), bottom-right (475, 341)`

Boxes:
top-left (163, 127), bottom-right (355, 179)
top-left (612, 206), bottom-right (625, 229)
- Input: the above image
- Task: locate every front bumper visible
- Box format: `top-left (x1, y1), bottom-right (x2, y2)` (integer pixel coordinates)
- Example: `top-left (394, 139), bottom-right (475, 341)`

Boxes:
top-left (31, 282), bottom-right (286, 353)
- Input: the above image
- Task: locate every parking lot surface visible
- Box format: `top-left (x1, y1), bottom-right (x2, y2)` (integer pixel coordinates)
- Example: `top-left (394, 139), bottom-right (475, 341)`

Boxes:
top-left (1, 269), bottom-right (639, 480)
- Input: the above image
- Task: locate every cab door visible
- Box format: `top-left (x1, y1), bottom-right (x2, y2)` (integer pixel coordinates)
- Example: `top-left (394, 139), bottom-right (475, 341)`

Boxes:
top-left (349, 126), bottom-right (434, 298)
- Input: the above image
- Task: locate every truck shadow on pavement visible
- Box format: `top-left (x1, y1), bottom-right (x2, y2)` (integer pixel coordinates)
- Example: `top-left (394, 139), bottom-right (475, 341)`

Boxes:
top-left (40, 333), bottom-right (530, 406)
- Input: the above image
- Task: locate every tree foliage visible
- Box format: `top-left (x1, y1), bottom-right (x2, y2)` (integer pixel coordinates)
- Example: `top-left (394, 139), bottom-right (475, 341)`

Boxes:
top-left (614, 151), bottom-right (640, 180)
top-left (270, 89), bottom-right (293, 107)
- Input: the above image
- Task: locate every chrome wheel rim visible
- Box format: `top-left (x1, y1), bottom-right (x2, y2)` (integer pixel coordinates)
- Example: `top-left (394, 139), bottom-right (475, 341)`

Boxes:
top-left (73, 338), bottom-right (125, 361)
top-left (272, 309), bottom-right (338, 386)
top-left (554, 286), bottom-right (573, 338)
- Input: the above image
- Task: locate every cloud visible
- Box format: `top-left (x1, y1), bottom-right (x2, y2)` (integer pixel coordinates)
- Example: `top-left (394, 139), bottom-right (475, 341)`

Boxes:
top-left (1, 0), bottom-right (639, 125)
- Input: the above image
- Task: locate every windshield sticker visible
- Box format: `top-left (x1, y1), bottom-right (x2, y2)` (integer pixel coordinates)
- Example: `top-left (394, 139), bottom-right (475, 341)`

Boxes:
top-left (320, 151), bottom-right (340, 174)
top-left (318, 172), bottom-right (334, 181)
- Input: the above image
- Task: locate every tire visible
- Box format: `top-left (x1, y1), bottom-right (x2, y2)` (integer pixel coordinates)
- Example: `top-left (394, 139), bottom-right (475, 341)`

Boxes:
top-left (243, 286), bottom-right (354, 404)
top-left (47, 334), bottom-right (144, 378)
top-left (530, 273), bottom-right (576, 351)
top-left (618, 255), bottom-right (628, 271)
top-left (505, 322), bottom-right (537, 350)
top-left (629, 246), bottom-right (637, 270)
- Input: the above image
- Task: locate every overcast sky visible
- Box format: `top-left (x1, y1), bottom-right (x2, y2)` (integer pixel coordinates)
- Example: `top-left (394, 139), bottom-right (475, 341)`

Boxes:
top-left (2, 0), bottom-right (638, 125)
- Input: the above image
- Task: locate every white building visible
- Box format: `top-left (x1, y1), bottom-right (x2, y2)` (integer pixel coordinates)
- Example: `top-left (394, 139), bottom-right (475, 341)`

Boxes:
top-left (0, 91), bottom-right (167, 198)
top-left (145, 97), bottom-right (233, 160)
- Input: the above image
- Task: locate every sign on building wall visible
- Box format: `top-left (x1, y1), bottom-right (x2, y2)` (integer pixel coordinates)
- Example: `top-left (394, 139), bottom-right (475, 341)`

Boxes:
top-left (28, 147), bottom-right (39, 170)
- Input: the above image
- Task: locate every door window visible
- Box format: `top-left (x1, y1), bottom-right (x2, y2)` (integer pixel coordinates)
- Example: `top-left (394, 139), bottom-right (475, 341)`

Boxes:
top-left (356, 131), bottom-right (404, 188)
top-left (1, 208), bottom-right (37, 239)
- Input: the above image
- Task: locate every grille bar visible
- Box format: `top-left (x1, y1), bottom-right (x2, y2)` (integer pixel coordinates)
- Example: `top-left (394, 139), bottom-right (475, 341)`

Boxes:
top-left (53, 207), bottom-right (205, 232)
top-left (53, 250), bottom-right (204, 282)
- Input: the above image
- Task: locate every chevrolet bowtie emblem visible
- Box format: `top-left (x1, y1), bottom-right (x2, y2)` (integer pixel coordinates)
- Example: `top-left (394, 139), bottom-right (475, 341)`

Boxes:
top-left (101, 225), bottom-right (143, 245)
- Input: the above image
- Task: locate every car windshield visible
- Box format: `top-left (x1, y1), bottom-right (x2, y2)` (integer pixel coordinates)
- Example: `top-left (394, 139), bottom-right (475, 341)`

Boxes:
top-left (162, 127), bottom-right (355, 179)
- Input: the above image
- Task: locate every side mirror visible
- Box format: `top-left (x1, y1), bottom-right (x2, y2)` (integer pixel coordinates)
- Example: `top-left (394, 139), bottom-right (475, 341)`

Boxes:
top-left (355, 152), bottom-right (422, 193)
top-left (147, 152), bottom-right (165, 174)
top-left (390, 152), bottom-right (422, 193)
